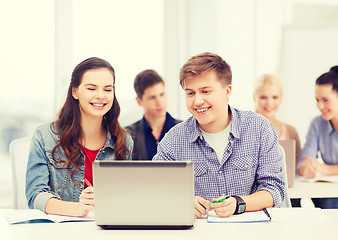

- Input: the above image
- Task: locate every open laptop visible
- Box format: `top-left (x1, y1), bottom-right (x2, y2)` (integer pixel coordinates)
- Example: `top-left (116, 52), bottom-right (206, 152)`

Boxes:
top-left (279, 140), bottom-right (296, 187)
top-left (93, 161), bottom-right (195, 229)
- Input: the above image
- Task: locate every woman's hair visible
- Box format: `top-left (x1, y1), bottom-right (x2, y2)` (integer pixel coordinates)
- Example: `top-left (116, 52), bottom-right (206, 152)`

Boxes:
top-left (51, 57), bottom-right (129, 181)
top-left (179, 52), bottom-right (232, 88)
top-left (316, 65), bottom-right (338, 93)
top-left (254, 74), bottom-right (283, 98)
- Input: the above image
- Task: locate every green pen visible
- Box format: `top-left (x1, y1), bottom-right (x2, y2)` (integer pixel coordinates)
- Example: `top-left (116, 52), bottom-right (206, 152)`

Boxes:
top-left (211, 196), bottom-right (229, 204)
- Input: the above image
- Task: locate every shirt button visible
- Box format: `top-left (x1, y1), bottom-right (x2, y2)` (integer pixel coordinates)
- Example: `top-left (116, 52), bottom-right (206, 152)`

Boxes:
top-left (211, 149), bottom-right (214, 152)
top-left (226, 150), bottom-right (230, 153)
top-left (218, 170), bottom-right (222, 174)
top-left (244, 164), bottom-right (248, 169)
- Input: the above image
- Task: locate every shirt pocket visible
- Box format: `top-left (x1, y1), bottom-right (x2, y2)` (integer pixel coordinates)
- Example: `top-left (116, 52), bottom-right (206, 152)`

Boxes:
top-left (194, 161), bottom-right (208, 177)
top-left (193, 161), bottom-right (215, 195)
top-left (228, 155), bottom-right (258, 193)
top-left (46, 150), bottom-right (72, 190)
top-left (230, 154), bottom-right (258, 171)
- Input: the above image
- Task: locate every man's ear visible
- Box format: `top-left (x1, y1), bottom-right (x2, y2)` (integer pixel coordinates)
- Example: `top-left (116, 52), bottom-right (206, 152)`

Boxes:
top-left (136, 96), bottom-right (142, 106)
top-left (72, 88), bottom-right (79, 100)
top-left (225, 84), bottom-right (232, 98)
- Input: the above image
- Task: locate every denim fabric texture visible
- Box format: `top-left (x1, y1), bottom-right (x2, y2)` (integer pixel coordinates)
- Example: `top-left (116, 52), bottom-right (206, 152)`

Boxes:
top-left (25, 123), bottom-right (133, 211)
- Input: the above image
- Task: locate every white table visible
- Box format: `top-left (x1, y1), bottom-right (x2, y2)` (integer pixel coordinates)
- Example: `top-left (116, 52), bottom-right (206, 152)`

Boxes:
top-left (1, 208), bottom-right (338, 240)
top-left (289, 179), bottom-right (338, 198)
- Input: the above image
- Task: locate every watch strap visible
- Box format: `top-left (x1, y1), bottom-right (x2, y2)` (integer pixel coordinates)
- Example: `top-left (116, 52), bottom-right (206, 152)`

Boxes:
top-left (231, 195), bottom-right (246, 215)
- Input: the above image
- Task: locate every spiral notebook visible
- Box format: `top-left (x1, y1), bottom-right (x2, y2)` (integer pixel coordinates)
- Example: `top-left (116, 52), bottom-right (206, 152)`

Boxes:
top-left (207, 208), bottom-right (271, 223)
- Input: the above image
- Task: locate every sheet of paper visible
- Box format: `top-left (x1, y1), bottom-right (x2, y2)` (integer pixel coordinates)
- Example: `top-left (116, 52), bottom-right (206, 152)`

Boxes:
top-left (267, 207), bottom-right (329, 223)
top-left (207, 209), bottom-right (270, 223)
top-left (297, 175), bottom-right (338, 183)
top-left (5, 209), bottom-right (95, 224)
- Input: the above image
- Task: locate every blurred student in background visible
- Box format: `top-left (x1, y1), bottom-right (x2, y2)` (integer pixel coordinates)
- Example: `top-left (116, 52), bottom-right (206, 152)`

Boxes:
top-left (299, 66), bottom-right (338, 209)
top-left (126, 70), bottom-right (181, 160)
top-left (26, 57), bottom-right (133, 217)
top-left (253, 74), bottom-right (301, 207)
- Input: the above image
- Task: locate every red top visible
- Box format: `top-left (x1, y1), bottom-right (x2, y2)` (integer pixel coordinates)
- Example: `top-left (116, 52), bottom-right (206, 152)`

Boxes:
top-left (81, 146), bottom-right (100, 188)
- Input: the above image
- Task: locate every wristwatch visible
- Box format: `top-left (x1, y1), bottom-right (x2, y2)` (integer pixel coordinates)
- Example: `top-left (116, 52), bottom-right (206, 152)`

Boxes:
top-left (231, 195), bottom-right (246, 215)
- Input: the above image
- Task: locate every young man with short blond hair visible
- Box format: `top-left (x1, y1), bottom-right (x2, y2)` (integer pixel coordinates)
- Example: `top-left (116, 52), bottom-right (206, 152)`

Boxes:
top-left (153, 52), bottom-right (285, 218)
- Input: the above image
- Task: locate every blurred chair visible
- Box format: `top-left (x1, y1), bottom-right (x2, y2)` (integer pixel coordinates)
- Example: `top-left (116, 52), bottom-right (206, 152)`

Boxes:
top-left (9, 137), bottom-right (31, 209)
top-left (279, 144), bottom-right (292, 208)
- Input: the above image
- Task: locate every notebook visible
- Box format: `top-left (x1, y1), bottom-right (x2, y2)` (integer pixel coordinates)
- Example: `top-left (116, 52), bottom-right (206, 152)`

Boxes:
top-left (93, 161), bottom-right (195, 229)
top-left (279, 139), bottom-right (296, 187)
top-left (6, 209), bottom-right (94, 224)
top-left (207, 208), bottom-right (271, 223)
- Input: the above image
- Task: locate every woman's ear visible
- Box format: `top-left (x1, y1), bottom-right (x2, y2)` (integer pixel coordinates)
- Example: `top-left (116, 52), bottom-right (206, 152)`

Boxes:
top-left (72, 88), bottom-right (79, 100)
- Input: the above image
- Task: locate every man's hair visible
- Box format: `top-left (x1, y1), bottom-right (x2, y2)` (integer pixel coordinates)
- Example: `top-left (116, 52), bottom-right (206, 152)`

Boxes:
top-left (134, 69), bottom-right (164, 98)
top-left (179, 52), bottom-right (232, 88)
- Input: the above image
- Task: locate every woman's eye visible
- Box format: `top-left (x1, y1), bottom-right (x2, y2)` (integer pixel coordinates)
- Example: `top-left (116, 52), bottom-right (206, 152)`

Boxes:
top-left (88, 88), bottom-right (95, 91)
top-left (104, 89), bottom-right (112, 92)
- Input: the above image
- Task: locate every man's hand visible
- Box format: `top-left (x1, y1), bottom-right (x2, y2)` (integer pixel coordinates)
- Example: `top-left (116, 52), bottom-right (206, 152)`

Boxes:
top-left (194, 196), bottom-right (211, 218)
top-left (209, 196), bottom-right (237, 218)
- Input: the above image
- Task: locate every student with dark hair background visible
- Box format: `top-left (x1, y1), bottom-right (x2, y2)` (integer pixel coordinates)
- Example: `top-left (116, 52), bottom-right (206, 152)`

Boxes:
top-left (126, 70), bottom-right (181, 160)
top-left (299, 65), bottom-right (338, 209)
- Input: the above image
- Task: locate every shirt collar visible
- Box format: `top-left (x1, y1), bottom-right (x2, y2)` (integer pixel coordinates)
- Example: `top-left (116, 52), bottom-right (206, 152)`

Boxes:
top-left (142, 112), bottom-right (175, 133)
top-left (327, 119), bottom-right (336, 136)
top-left (103, 131), bottom-right (116, 149)
top-left (142, 116), bottom-right (152, 132)
top-left (188, 105), bottom-right (240, 143)
top-left (228, 106), bottom-right (240, 139)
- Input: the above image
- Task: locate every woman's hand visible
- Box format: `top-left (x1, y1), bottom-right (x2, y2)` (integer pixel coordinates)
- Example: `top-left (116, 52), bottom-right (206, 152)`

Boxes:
top-left (78, 186), bottom-right (94, 217)
top-left (300, 157), bottom-right (318, 179)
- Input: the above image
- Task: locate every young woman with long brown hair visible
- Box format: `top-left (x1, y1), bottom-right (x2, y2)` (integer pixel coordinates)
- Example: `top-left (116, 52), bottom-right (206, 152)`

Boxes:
top-left (26, 57), bottom-right (133, 217)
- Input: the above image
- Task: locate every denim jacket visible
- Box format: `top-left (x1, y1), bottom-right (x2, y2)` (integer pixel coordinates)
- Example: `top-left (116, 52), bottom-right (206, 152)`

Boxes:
top-left (25, 123), bottom-right (133, 211)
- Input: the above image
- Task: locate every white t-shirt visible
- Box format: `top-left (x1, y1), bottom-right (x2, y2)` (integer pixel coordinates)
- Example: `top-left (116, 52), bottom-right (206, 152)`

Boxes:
top-left (200, 123), bottom-right (231, 163)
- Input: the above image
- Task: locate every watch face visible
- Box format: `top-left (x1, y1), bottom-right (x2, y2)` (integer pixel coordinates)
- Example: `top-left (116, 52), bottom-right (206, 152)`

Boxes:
top-left (238, 203), bottom-right (246, 213)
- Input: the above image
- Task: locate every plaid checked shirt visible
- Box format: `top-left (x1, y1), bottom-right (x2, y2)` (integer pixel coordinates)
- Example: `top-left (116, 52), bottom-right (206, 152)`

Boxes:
top-left (153, 106), bottom-right (285, 207)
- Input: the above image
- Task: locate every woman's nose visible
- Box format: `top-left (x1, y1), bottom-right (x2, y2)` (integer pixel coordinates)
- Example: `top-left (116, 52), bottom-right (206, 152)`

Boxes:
top-left (96, 90), bottom-right (104, 99)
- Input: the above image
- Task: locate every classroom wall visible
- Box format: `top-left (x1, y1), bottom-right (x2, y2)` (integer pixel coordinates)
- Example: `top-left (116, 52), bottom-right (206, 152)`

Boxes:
top-left (163, 0), bottom-right (338, 145)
